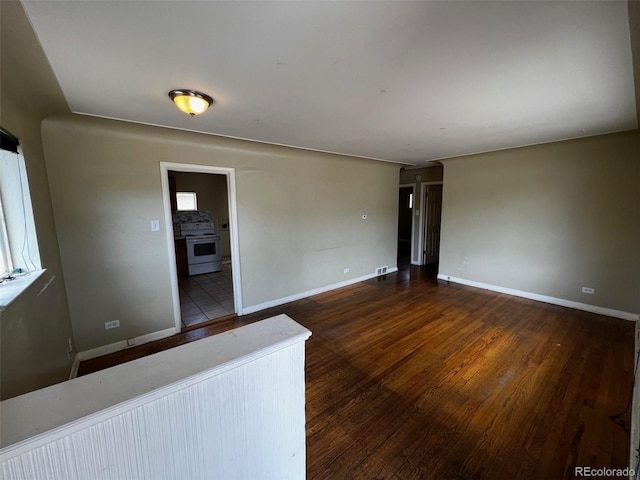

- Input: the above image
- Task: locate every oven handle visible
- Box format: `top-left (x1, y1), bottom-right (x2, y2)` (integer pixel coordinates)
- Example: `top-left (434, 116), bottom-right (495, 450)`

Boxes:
top-left (187, 237), bottom-right (219, 244)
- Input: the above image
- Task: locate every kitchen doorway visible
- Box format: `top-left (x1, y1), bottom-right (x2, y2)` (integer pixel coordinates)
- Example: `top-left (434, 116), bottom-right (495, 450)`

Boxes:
top-left (160, 163), bottom-right (242, 332)
top-left (397, 185), bottom-right (414, 266)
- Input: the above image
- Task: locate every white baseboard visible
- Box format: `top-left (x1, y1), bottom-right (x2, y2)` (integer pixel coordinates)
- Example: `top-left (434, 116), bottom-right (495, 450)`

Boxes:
top-left (76, 327), bottom-right (177, 362)
top-left (437, 274), bottom-right (639, 322)
top-left (242, 268), bottom-right (399, 315)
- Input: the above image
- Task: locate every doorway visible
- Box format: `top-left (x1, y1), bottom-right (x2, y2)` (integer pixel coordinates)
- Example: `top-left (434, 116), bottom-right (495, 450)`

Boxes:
top-left (398, 185), bottom-right (414, 266)
top-left (420, 183), bottom-right (443, 270)
top-left (160, 163), bottom-right (242, 332)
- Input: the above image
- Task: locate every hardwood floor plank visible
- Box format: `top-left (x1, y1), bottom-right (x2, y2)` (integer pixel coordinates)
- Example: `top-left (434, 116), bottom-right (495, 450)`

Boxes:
top-left (78, 265), bottom-right (635, 479)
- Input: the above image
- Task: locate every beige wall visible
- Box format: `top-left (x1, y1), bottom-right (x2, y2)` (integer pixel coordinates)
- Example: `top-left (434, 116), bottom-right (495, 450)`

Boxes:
top-left (173, 172), bottom-right (232, 258)
top-left (0, 2), bottom-right (74, 399)
top-left (439, 131), bottom-right (640, 315)
top-left (42, 115), bottom-right (400, 352)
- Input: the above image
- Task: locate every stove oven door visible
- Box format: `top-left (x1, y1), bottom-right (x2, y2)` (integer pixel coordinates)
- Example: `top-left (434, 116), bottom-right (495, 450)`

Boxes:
top-left (186, 236), bottom-right (219, 266)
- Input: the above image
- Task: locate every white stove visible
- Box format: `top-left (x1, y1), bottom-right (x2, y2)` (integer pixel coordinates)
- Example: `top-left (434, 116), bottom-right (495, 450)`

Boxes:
top-left (180, 222), bottom-right (215, 237)
top-left (180, 222), bottom-right (222, 275)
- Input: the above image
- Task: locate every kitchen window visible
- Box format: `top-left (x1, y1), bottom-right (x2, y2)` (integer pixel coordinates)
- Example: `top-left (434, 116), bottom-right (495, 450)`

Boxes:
top-left (176, 191), bottom-right (198, 211)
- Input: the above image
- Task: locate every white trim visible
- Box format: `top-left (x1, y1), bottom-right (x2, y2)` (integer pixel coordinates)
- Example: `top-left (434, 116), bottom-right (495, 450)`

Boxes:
top-left (1, 315), bottom-right (310, 456)
top-left (159, 162), bottom-right (244, 325)
top-left (159, 166), bottom-right (182, 331)
top-left (76, 327), bottom-right (177, 362)
top-left (401, 163), bottom-right (443, 171)
top-left (418, 127), bottom-right (637, 164)
top-left (68, 355), bottom-right (80, 380)
top-left (243, 268), bottom-right (399, 315)
top-left (438, 274), bottom-right (640, 321)
top-left (417, 181), bottom-right (443, 266)
top-left (77, 112), bottom-right (406, 166)
top-left (0, 269), bottom-right (46, 312)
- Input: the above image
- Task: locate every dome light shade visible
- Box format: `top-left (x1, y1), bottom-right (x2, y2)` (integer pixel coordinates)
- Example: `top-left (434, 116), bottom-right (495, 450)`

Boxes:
top-left (168, 89), bottom-right (213, 116)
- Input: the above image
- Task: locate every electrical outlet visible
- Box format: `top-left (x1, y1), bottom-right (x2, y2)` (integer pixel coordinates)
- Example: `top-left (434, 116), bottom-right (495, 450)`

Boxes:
top-left (105, 320), bottom-right (120, 330)
top-left (581, 287), bottom-right (595, 294)
top-left (126, 338), bottom-right (136, 347)
top-left (66, 337), bottom-right (74, 359)
top-left (344, 267), bottom-right (350, 274)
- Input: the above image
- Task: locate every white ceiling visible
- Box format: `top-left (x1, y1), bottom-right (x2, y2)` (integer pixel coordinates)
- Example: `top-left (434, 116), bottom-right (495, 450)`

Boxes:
top-left (23, 0), bottom-right (637, 166)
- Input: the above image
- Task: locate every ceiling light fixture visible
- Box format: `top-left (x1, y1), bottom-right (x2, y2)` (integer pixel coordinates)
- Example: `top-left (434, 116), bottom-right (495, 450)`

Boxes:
top-left (168, 89), bottom-right (214, 116)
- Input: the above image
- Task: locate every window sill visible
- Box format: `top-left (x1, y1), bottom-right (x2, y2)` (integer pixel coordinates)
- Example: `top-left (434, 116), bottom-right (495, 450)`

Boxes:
top-left (0, 270), bottom-right (46, 312)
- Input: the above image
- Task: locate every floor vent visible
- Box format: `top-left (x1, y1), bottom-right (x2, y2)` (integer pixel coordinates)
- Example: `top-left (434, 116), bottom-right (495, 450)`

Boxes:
top-left (376, 266), bottom-right (389, 276)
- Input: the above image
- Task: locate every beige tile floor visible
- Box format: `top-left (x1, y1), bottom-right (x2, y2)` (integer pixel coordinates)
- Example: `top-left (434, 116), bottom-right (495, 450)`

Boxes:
top-left (178, 263), bottom-right (234, 327)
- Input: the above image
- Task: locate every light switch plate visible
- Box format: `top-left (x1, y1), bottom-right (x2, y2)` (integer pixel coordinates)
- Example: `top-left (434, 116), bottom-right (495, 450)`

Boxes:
top-left (151, 220), bottom-right (160, 232)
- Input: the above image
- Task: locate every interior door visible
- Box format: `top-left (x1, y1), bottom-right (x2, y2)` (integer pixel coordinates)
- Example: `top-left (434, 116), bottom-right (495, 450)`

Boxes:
top-left (424, 184), bottom-right (442, 265)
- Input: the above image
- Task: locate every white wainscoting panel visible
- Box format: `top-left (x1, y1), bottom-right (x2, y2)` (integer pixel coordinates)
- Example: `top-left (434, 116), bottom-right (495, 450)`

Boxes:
top-left (1, 314), bottom-right (311, 480)
top-left (631, 322), bottom-right (640, 473)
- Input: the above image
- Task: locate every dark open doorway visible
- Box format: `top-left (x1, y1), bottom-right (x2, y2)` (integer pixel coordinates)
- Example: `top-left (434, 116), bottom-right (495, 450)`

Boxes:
top-left (398, 186), bottom-right (414, 266)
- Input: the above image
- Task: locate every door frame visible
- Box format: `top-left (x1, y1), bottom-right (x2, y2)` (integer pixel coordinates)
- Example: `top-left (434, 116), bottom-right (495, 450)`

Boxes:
top-left (160, 162), bottom-right (243, 332)
top-left (418, 181), bottom-right (443, 266)
top-left (398, 184), bottom-right (417, 264)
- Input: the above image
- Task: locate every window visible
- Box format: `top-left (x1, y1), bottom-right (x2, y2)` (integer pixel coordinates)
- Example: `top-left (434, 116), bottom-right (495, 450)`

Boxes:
top-left (176, 191), bottom-right (197, 211)
top-left (0, 128), bottom-right (41, 281)
top-left (0, 195), bottom-right (11, 275)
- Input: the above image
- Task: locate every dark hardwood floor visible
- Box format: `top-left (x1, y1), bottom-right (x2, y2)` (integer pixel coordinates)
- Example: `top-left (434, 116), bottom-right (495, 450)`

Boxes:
top-left (79, 264), bottom-right (635, 480)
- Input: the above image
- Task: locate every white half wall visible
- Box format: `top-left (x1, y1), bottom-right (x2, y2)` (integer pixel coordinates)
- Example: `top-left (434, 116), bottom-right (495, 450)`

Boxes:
top-left (0, 315), bottom-right (311, 480)
top-left (631, 322), bottom-right (640, 472)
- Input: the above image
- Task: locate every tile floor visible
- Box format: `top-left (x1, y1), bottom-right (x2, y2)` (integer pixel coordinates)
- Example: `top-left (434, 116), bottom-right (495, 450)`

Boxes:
top-left (178, 263), bottom-right (234, 327)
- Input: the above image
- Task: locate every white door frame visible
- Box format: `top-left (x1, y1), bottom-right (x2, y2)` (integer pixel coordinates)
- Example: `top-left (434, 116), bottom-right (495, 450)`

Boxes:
top-left (160, 162), bottom-right (243, 332)
top-left (418, 181), bottom-right (443, 266)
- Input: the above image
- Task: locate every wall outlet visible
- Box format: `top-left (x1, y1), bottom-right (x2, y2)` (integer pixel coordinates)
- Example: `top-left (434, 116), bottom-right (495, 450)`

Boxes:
top-left (126, 338), bottom-right (136, 347)
top-left (376, 266), bottom-right (388, 275)
top-left (343, 268), bottom-right (350, 274)
top-left (105, 320), bottom-right (120, 330)
top-left (581, 287), bottom-right (595, 294)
